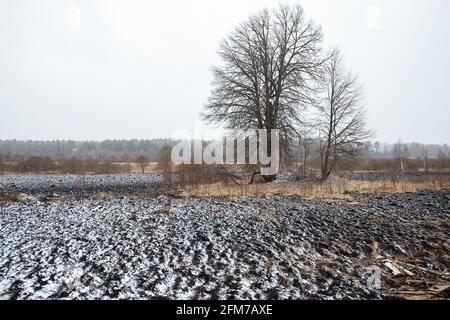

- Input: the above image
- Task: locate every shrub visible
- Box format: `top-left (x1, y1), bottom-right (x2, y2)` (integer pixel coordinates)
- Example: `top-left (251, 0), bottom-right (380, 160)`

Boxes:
top-left (16, 156), bottom-right (55, 172)
top-left (176, 164), bottom-right (234, 187)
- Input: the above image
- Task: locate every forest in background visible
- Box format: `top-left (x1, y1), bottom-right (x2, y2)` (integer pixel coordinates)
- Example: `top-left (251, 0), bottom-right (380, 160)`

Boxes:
top-left (0, 139), bottom-right (448, 160)
top-left (0, 139), bottom-right (449, 174)
top-left (0, 139), bottom-right (174, 161)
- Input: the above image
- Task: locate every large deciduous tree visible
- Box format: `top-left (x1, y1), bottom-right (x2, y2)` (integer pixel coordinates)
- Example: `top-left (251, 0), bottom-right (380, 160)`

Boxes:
top-left (203, 5), bottom-right (326, 179)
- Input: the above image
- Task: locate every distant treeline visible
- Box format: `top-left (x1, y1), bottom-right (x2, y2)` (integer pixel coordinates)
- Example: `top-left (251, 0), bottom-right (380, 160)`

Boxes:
top-left (1, 139), bottom-right (450, 174)
top-left (0, 156), bottom-right (131, 174)
top-left (294, 140), bottom-right (450, 173)
top-left (0, 139), bottom-right (176, 161)
top-left (365, 141), bottom-right (449, 159)
top-left (0, 139), bottom-right (448, 161)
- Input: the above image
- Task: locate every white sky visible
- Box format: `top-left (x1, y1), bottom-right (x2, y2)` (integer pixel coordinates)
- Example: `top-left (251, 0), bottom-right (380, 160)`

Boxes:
top-left (0, 0), bottom-right (449, 144)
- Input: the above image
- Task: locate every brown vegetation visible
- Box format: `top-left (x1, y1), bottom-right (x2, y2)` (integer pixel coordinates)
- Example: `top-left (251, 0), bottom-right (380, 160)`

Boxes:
top-left (157, 145), bottom-right (174, 185)
top-left (0, 156), bottom-right (151, 174)
top-left (135, 155), bottom-right (150, 173)
top-left (176, 164), bottom-right (237, 187)
top-left (180, 177), bottom-right (450, 198)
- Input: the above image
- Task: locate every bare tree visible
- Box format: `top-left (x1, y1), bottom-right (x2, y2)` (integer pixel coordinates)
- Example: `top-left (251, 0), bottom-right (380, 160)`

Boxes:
top-left (437, 149), bottom-right (446, 169)
top-left (203, 5), bottom-right (326, 181)
top-left (297, 129), bottom-right (315, 178)
top-left (157, 145), bottom-right (173, 184)
top-left (420, 145), bottom-right (428, 172)
top-left (135, 155), bottom-right (149, 173)
top-left (374, 141), bottom-right (380, 153)
top-left (393, 140), bottom-right (409, 171)
top-left (315, 49), bottom-right (372, 181)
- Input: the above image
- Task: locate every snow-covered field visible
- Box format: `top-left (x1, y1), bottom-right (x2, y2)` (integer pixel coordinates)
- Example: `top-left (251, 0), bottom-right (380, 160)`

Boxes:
top-left (0, 174), bottom-right (449, 299)
top-left (339, 171), bottom-right (450, 183)
top-left (0, 173), bottom-right (166, 198)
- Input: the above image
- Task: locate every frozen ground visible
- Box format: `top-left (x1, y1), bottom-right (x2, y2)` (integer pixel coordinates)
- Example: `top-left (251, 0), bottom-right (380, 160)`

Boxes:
top-left (0, 174), bottom-right (449, 300)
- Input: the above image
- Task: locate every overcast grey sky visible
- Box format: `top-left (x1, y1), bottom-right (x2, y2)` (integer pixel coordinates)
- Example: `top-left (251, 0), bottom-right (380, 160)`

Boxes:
top-left (0, 0), bottom-right (449, 143)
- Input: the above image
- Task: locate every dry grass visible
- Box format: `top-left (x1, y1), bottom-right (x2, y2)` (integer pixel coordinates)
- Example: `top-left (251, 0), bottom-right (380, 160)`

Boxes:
top-left (0, 193), bottom-right (37, 202)
top-left (92, 191), bottom-right (109, 200)
top-left (180, 177), bottom-right (450, 199)
top-left (119, 162), bottom-right (159, 173)
top-left (154, 207), bottom-right (172, 214)
top-left (181, 180), bottom-right (348, 199)
top-left (0, 194), bottom-right (23, 202)
top-left (345, 178), bottom-right (450, 194)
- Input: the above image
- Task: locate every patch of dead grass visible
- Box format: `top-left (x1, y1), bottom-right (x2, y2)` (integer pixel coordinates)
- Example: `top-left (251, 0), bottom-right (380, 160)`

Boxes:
top-left (179, 177), bottom-right (450, 199)
top-left (345, 179), bottom-right (450, 194)
top-left (180, 181), bottom-right (350, 199)
top-left (92, 191), bottom-right (109, 200)
top-left (0, 193), bottom-right (38, 202)
top-left (154, 207), bottom-right (171, 214)
top-left (0, 194), bottom-right (22, 202)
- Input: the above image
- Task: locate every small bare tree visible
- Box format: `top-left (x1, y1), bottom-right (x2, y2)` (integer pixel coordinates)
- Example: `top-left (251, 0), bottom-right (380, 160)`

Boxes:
top-left (437, 149), bottom-right (446, 169)
top-left (157, 145), bottom-right (173, 184)
top-left (393, 140), bottom-right (409, 171)
top-left (420, 145), bottom-right (428, 172)
top-left (298, 130), bottom-right (314, 178)
top-left (374, 141), bottom-right (381, 155)
top-left (135, 155), bottom-right (149, 173)
top-left (315, 49), bottom-right (372, 181)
